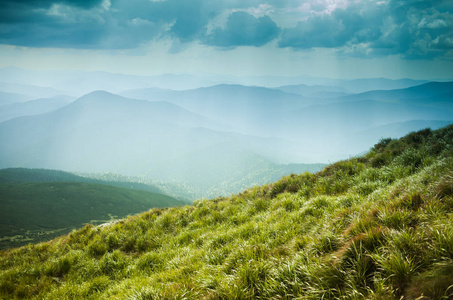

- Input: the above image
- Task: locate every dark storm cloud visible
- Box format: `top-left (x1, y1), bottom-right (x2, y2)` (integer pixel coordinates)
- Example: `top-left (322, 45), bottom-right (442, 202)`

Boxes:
top-left (0, 0), bottom-right (163, 49)
top-left (0, 0), bottom-right (103, 23)
top-left (279, 0), bottom-right (453, 59)
top-left (1, 0), bottom-right (103, 10)
top-left (204, 11), bottom-right (279, 47)
top-left (0, 0), bottom-right (222, 49)
top-left (0, 0), bottom-right (452, 59)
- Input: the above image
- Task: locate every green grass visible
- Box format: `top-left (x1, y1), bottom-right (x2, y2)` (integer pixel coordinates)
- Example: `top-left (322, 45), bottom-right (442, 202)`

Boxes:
top-left (1, 125), bottom-right (453, 299)
top-left (0, 182), bottom-right (185, 249)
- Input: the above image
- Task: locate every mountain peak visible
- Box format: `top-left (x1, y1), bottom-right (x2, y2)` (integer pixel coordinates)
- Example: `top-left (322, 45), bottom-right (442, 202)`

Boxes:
top-left (77, 90), bottom-right (119, 99)
top-left (72, 90), bottom-right (138, 106)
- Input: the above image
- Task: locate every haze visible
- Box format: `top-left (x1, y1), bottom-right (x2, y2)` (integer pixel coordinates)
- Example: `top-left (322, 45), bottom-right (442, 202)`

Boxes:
top-left (1, 0), bottom-right (453, 198)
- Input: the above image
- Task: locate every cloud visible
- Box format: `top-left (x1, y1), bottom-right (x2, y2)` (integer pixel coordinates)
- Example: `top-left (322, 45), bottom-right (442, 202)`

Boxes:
top-left (278, 0), bottom-right (453, 59)
top-left (203, 11), bottom-right (279, 47)
top-left (0, 0), bottom-right (452, 60)
top-left (0, 0), bottom-right (163, 49)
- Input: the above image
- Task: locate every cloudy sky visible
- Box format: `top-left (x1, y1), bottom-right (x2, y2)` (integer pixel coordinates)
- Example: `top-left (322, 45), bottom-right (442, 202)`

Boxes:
top-left (1, 0), bottom-right (453, 79)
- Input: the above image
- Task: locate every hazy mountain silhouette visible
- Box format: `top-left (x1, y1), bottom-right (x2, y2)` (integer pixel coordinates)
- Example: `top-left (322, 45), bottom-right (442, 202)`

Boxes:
top-left (1, 75), bottom-right (452, 197)
top-left (0, 80), bottom-right (67, 98)
top-left (0, 91), bottom-right (33, 106)
top-left (0, 95), bottom-right (74, 122)
top-left (0, 90), bottom-right (323, 196)
top-left (276, 83), bottom-right (351, 97)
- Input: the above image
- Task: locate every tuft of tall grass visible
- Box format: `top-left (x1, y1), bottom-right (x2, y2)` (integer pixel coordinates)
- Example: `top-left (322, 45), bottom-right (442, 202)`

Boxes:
top-left (373, 250), bottom-right (419, 295)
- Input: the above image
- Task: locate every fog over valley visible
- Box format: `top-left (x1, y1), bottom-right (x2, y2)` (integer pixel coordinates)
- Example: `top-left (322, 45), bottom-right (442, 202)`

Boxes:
top-left (1, 68), bottom-right (452, 198)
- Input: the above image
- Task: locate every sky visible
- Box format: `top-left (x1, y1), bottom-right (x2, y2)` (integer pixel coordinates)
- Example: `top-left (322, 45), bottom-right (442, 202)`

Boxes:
top-left (1, 0), bottom-right (453, 79)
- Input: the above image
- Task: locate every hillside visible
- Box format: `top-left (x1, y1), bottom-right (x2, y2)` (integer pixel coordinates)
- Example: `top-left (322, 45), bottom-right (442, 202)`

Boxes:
top-left (0, 90), bottom-right (325, 196)
top-left (1, 125), bottom-right (452, 299)
top-left (120, 82), bottom-right (453, 162)
top-left (0, 96), bottom-right (74, 122)
top-left (0, 168), bottom-right (171, 196)
top-left (0, 182), bottom-right (185, 249)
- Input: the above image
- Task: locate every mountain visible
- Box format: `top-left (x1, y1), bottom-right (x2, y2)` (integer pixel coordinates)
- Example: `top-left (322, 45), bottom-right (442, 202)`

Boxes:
top-left (0, 168), bottom-right (172, 195)
top-left (0, 81), bottom-right (68, 98)
top-left (2, 82), bottom-right (451, 185)
top-left (0, 90), bottom-right (227, 170)
top-left (0, 91), bottom-right (33, 106)
top-left (345, 120), bottom-right (453, 150)
top-left (342, 81), bottom-right (453, 104)
top-left (0, 168), bottom-right (98, 184)
top-left (123, 82), bottom-right (453, 139)
top-left (337, 77), bottom-right (430, 93)
top-left (270, 99), bottom-right (453, 136)
top-left (0, 67), bottom-right (224, 95)
top-left (276, 83), bottom-right (351, 97)
top-left (122, 84), bottom-right (317, 136)
top-left (0, 95), bottom-right (75, 122)
top-left (121, 82), bottom-right (453, 161)
top-left (1, 125), bottom-right (452, 299)
top-left (0, 181), bottom-right (185, 249)
top-left (0, 67), bottom-right (431, 96)
top-left (0, 91), bottom-right (323, 197)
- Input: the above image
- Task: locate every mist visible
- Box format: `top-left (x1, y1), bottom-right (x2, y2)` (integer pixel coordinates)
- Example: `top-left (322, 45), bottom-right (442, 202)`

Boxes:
top-left (0, 67), bottom-right (452, 198)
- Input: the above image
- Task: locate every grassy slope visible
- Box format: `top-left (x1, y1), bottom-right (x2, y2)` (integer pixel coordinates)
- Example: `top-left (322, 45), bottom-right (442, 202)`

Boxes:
top-left (1, 126), bottom-right (453, 299)
top-left (0, 182), bottom-right (185, 249)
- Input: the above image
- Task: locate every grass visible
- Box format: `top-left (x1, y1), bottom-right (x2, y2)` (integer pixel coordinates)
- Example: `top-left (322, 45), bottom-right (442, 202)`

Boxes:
top-left (0, 125), bottom-right (453, 299)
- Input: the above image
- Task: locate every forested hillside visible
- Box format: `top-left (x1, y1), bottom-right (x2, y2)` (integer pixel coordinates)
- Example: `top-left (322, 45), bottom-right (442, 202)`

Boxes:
top-left (0, 182), bottom-right (185, 249)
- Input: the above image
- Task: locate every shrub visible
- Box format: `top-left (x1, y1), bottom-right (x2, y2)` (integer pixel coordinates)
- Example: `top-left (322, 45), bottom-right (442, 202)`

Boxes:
top-left (402, 128), bottom-right (432, 148)
top-left (374, 138), bottom-right (393, 151)
top-left (396, 148), bottom-right (424, 170)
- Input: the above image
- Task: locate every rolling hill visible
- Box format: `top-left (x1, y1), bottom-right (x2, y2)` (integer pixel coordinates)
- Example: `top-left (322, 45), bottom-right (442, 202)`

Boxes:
top-left (0, 168), bottom-right (169, 195)
top-left (122, 82), bottom-right (453, 162)
top-left (0, 80), bottom-right (68, 98)
top-left (0, 82), bottom-right (452, 197)
top-left (122, 82), bottom-right (453, 139)
top-left (0, 125), bottom-right (452, 299)
top-left (276, 83), bottom-right (351, 97)
top-left (342, 81), bottom-right (453, 104)
top-left (0, 66), bottom-right (429, 94)
top-left (0, 181), bottom-right (184, 249)
top-left (0, 95), bottom-right (74, 122)
top-left (0, 91), bottom-right (33, 106)
top-left (121, 84), bottom-right (311, 132)
top-left (0, 91), bottom-right (324, 197)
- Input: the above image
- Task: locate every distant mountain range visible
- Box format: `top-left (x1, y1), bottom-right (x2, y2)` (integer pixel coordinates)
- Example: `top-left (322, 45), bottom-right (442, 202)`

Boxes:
top-left (0, 66), bottom-right (433, 95)
top-left (0, 90), bottom-right (325, 197)
top-left (0, 67), bottom-right (451, 197)
top-left (0, 95), bottom-right (75, 122)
